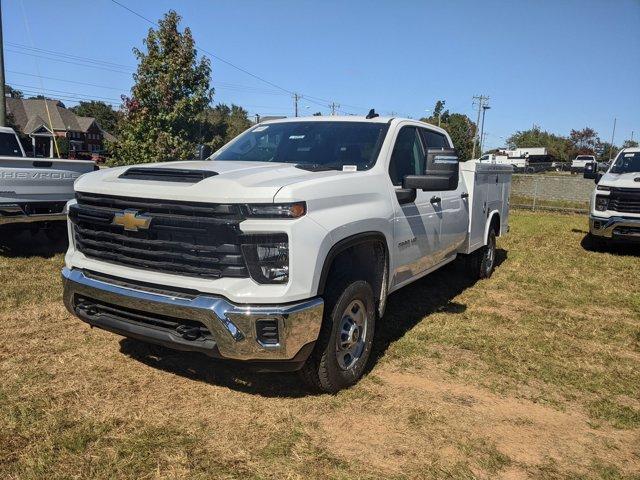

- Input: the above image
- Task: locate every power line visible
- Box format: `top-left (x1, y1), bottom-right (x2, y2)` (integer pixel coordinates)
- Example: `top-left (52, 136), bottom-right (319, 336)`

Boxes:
top-left (6, 42), bottom-right (135, 70)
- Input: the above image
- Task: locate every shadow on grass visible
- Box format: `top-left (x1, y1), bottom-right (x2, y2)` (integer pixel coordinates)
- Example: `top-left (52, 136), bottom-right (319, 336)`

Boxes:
top-left (0, 227), bottom-right (67, 258)
top-left (580, 234), bottom-right (640, 257)
top-left (119, 249), bottom-right (507, 397)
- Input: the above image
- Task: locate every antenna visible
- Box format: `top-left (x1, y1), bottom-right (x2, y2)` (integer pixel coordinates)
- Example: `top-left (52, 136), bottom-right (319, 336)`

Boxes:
top-left (365, 109), bottom-right (379, 119)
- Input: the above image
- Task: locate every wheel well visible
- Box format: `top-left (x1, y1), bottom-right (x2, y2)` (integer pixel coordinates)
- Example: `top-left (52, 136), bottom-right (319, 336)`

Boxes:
top-left (318, 234), bottom-right (388, 317)
top-left (489, 212), bottom-right (501, 237)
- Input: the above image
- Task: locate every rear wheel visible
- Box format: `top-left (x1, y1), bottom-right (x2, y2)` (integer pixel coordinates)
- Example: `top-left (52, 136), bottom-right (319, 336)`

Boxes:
top-left (299, 279), bottom-right (375, 393)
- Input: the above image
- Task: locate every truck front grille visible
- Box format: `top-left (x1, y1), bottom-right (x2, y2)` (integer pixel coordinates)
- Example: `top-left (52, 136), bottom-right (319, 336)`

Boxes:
top-left (609, 188), bottom-right (640, 214)
top-left (69, 192), bottom-right (249, 279)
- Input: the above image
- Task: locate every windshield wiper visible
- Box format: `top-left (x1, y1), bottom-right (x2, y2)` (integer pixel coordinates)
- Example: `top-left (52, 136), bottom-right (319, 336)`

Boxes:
top-left (295, 163), bottom-right (346, 172)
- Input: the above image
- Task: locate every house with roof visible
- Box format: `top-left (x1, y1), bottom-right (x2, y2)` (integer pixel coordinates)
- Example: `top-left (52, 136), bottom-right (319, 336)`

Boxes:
top-left (6, 97), bottom-right (115, 158)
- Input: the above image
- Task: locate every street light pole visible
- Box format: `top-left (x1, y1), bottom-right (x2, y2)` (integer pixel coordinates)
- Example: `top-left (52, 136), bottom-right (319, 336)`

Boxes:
top-left (479, 105), bottom-right (491, 155)
top-left (0, 0), bottom-right (6, 127)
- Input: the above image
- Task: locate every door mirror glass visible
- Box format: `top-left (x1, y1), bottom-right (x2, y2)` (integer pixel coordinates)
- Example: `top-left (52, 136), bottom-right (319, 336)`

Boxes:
top-left (403, 174), bottom-right (453, 191)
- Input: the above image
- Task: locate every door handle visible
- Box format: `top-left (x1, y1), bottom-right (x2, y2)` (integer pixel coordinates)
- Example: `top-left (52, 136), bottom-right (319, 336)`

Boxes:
top-left (430, 196), bottom-right (441, 204)
top-left (460, 192), bottom-right (469, 199)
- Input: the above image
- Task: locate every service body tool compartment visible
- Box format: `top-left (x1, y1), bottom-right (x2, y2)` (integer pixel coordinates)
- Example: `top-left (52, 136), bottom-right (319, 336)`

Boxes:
top-left (459, 160), bottom-right (513, 254)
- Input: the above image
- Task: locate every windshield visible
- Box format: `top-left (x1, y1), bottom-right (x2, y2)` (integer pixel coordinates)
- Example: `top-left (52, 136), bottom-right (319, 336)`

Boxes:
top-left (610, 151), bottom-right (640, 174)
top-left (576, 155), bottom-right (594, 160)
top-left (211, 121), bottom-right (389, 170)
top-left (0, 132), bottom-right (23, 157)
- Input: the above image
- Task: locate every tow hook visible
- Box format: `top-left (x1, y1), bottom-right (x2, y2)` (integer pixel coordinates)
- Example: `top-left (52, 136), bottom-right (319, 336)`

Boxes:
top-left (176, 325), bottom-right (201, 341)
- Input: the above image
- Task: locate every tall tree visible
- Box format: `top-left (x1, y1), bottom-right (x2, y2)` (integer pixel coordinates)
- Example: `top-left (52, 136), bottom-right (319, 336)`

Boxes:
top-left (112, 11), bottom-right (213, 166)
top-left (421, 100), bottom-right (476, 160)
top-left (569, 127), bottom-right (598, 154)
top-left (71, 101), bottom-right (120, 134)
top-left (507, 126), bottom-right (574, 161)
top-left (5, 85), bottom-right (23, 98)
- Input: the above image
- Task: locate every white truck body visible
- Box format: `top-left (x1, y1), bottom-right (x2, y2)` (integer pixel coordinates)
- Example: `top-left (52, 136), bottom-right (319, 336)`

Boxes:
top-left (0, 126), bottom-right (96, 228)
top-left (586, 147), bottom-right (640, 243)
top-left (61, 116), bottom-right (512, 390)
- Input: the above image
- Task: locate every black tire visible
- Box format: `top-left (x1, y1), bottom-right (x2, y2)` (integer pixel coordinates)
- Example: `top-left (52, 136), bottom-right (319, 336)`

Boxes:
top-left (299, 279), bottom-right (376, 393)
top-left (468, 228), bottom-right (497, 279)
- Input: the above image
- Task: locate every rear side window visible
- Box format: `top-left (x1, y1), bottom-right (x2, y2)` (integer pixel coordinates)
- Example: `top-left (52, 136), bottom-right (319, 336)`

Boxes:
top-left (0, 132), bottom-right (23, 157)
top-left (388, 127), bottom-right (424, 186)
top-left (420, 129), bottom-right (450, 149)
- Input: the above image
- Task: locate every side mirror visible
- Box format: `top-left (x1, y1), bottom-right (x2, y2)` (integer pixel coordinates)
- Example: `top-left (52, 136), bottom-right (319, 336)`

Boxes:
top-left (403, 174), bottom-right (452, 191)
top-left (595, 172), bottom-right (603, 184)
top-left (583, 161), bottom-right (598, 179)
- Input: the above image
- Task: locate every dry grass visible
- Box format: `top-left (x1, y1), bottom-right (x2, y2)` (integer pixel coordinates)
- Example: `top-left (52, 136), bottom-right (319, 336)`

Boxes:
top-left (1, 211), bottom-right (639, 479)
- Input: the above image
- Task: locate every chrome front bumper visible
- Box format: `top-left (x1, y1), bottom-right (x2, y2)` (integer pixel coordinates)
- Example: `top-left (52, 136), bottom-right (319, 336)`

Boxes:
top-left (0, 203), bottom-right (66, 226)
top-left (589, 215), bottom-right (640, 241)
top-left (62, 268), bottom-right (324, 362)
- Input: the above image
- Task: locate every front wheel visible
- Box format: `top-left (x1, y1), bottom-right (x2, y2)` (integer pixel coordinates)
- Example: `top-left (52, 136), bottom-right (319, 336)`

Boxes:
top-left (299, 279), bottom-right (376, 393)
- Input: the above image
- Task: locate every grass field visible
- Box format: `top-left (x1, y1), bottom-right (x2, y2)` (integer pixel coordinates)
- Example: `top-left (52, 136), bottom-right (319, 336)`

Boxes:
top-left (1, 211), bottom-right (639, 479)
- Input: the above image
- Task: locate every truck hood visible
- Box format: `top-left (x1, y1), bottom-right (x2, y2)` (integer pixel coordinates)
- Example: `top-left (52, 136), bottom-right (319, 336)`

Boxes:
top-left (599, 171), bottom-right (640, 189)
top-left (74, 160), bottom-right (342, 203)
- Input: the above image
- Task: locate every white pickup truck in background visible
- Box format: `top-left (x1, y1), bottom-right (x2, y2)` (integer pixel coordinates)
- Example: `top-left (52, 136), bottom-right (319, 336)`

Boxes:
top-left (584, 147), bottom-right (640, 246)
top-left (571, 154), bottom-right (596, 174)
top-left (0, 126), bottom-right (96, 240)
top-left (61, 116), bottom-right (512, 392)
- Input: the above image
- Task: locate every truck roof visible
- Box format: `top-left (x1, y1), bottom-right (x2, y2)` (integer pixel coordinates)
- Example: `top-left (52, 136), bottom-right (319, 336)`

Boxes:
top-left (258, 115), bottom-right (451, 137)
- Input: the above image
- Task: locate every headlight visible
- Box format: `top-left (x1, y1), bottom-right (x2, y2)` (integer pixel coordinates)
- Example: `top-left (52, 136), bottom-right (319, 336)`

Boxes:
top-left (245, 202), bottom-right (306, 218)
top-left (242, 234), bottom-right (289, 284)
top-left (595, 195), bottom-right (609, 211)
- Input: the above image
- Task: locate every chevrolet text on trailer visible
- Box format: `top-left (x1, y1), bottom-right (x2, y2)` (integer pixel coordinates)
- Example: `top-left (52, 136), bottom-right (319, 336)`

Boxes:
top-left (62, 112), bottom-right (512, 392)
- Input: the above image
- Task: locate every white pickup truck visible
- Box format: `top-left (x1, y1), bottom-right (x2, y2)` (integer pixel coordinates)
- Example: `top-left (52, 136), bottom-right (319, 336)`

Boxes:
top-left (571, 154), bottom-right (596, 174)
top-left (0, 126), bottom-right (96, 240)
top-left (584, 147), bottom-right (640, 245)
top-left (61, 116), bottom-right (512, 392)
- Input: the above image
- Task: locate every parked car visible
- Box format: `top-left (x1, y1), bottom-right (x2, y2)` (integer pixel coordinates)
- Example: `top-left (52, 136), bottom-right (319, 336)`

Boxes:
top-left (0, 126), bottom-right (97, 241)
top-left (571, 154), bottom-right (596, 174)
top-left (61, 116), bottom-right (513, 392)
top-left (584, 147), bottom-right (640, 246)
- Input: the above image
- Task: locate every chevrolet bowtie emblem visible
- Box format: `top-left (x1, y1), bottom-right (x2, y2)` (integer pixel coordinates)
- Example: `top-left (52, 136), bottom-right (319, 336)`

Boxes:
top-left (112, 209), bottom-right (152, 232)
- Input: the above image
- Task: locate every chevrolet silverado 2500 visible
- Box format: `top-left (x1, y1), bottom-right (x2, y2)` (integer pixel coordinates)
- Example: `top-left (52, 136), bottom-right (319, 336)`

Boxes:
top-left (0, 126), bottom-right (96, 240)
top-left (62, 116), bottom-right (512, 392)
top-left (584, 147), bottom-right (640, 245)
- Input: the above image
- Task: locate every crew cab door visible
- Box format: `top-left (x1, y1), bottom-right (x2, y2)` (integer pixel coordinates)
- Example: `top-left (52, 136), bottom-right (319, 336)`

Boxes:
top-left (419, 128), bottom-right (468, 257)
top-left (388, 125), bottom-right (441, 288)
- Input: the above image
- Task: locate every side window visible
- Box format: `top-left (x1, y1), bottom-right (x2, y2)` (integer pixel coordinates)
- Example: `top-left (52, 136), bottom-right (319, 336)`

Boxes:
top-left (420, 129), bottom-right (451, 149)
top-left (388, 127), bottom-right (424, 186)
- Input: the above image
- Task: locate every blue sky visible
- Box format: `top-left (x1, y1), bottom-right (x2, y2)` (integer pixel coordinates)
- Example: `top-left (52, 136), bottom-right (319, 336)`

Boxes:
top-left (3, 0), bottom-right (639, 150)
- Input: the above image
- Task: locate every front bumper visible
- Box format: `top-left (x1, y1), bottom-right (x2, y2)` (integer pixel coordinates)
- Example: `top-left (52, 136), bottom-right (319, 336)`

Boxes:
top-left (0, 202), bottom-right (66, 226)
top-left (589, 215), bottom-right (640, 242)
top-left (62, 267), bottom-right (324, 364)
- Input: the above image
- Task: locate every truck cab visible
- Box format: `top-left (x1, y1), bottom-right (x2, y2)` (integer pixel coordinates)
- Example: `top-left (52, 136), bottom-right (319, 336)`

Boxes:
top-left (61, 116), bottom-right (511, 392)
top-left (585, 148), bottom-right (640, 245)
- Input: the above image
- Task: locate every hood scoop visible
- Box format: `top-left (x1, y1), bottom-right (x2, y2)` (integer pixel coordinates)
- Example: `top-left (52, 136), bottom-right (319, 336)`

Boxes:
top-left (635, 177), bottom-right (640, 182)
top-left (119, 167), bottom-right (218, 183)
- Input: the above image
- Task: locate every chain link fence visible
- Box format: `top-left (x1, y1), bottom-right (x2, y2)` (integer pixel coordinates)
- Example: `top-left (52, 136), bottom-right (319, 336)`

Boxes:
top-left (510, 174), bottom-right (592, 213)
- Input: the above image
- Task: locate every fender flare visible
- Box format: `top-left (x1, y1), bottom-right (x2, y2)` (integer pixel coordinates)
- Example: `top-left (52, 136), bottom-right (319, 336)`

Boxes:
top-left (484, 210), bottom-right (501, 244)
top-left (317, 231), bottom-right (389, 296)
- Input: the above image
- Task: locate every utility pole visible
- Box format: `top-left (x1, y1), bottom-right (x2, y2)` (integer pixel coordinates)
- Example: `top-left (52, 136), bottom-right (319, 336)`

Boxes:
top-left (479, 104), bottom-right (491, 154)
top-left (471, 95), bottom-right (489, 159)
top-left (609, 117), bottom-right (617, 161)
top-left (293, 93), bottom-right (302, 117)
top-left (255, 114), bottom-right (260, 124)
top-left (329, 102), bottom-right (340, 116)
top-left (0, 1), bottom-right (6, 127)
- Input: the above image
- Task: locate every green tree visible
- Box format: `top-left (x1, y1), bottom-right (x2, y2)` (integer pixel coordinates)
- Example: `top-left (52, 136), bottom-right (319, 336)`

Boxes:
top-left (200, 103), bottom-right (251, 152)
top-left (569, 127), bottom-right (598, 154)
top-left (421, 100), bottom-right (476, 160)
top-left (71, 101), bottom-right (120, 134)
top-left (622, 139), bottom-right (639, 149)
top-left (5, 85), bottom-right (23, 98)
top-left (506, 126), bottom-right (574, 161)
top-left (111, 10), bottom-right (213, 166)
